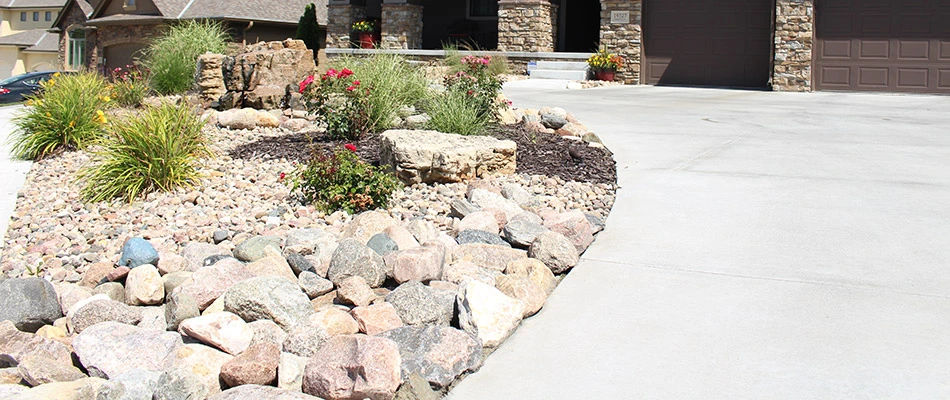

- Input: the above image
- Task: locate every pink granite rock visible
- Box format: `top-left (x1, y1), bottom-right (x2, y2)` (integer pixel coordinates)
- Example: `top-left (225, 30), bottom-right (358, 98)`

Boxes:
top-left (349, 303), bottom-right (403, 335)
top-left (219, 342), bottom-right (280, 387)
top-left (302, 335), bottom-right (401, 400)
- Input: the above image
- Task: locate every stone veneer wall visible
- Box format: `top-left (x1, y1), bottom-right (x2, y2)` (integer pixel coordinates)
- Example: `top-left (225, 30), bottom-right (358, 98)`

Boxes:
top-left (328, 4), bottom-right (366, 48)
top-left (773, 0), bottom-right (813, 91)
top-left (96, 24), bottom-right (165, 56)
top-left (381, 3), bottom-right (423, 49)
top-left (599, 0), bottom-right (642, 84)
top-left (497, 0), bottom-right (555, 52)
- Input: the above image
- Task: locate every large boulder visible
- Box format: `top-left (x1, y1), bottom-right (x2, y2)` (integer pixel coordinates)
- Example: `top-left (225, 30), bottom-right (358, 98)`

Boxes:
top-left (528, 231), bottom-right (580, 274)
top-left (0, 278), bottom-right (63, 332)
top-left (72, 322), bottom-right (183, 379)
top-left (94, 369), bottom-right (162, 400)
top-left (174, 260), bottom-right (255, 310)
top-left (379, 130), bottom-right (516, 184)
top-left (301, 335), bottom-right (401, 400)
top-left (341, 211), bottom-right (398, 245)
top-left (16, 354), bottom-right (87, 386)
top-left (69, 299), bottom-right (142, 334)
top-left (0, 320), bottom-right (73, 368)
top-left (219, 342), bottom-right (280, 387)
top-left (542, 211), bottom-right (595, 253)
top-left (385, 281), bottom-right (453, 326)
top-left (167, 343), bottom-right (232, 397)
top-left (378, 325), bottom-right (482, 389)
top-left (456, 280), bottom-right (525, 348)
top-left (178, 312), bottom-right (253, 355)
top-left (222, 277), bottom-right (314, 331)
top-left (350, 303), bottom-right (403, 335)
top-left (209, 384), bottom-right (321, 400)
top-left (388, 246), bottom-right (444, 284)
top-left (451, 243), bottom-right (527, 272)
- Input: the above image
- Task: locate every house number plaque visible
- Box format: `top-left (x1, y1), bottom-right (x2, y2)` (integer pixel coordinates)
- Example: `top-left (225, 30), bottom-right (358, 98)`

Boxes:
top-left (610, 10), bottom-right (630, 24)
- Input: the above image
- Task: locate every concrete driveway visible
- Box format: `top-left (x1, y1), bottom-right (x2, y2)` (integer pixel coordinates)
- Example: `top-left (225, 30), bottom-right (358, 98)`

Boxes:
top-left (0, 105), bottom-right (31, 259)
top-left (449, 83), bottom-right (950, 399)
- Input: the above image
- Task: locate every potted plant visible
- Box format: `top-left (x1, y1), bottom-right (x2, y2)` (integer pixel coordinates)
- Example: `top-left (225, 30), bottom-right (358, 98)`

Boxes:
top-left (587, 48), bottom-right (624, 81)
top-left (351, 20), bottom-right (376, 49)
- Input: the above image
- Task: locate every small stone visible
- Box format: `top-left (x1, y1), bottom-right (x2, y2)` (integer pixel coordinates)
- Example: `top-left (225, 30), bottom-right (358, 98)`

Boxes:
top-left (179, 312), bottom-right (253, 355)
top-left (350, 303), bottom-right (403, 335)
top-left (174, 259), bottom-right (255, 310)
top-left (528, 231), bottom-right (580, 274)
top-left (285, 252), bottom-right (316, 276)
top-left (456, 229), bottom-right (510, 247)
top-left (456, 280), bottom-right (525, 348)
top-left (0, 320), bottom-right (73, 368)
top-left (310, 307), bottom-right (359, 336)
top-left (278, 352), bottom-right (308, 391)
top-left (327, 239), bottom-right (387, 288)
top-left (456, 211), bottom-right (500, 234)
top-left (162, 271), bottom-right (193, 300)
top-left (165, 291), bottom-right (199, 331)
top-left (246, 255), bottom-right (297, 282)
top-left (106, 266), bottom-right (131, 282)
top-left (281, 316), bottom-right (331, 358)
top-left (167, 343), bottom-right (232, 397)
top-left (78, 262), bottom-right (114, 288)
top-left (581, 131), bottom-right (603, 144)
top-left (137, 305), bottom-right (167, 331)
top-left (180, 242), bottom-right (230, 271)
top-left (442, 260), bottom-right (501, 286)
top-left (208, 384), bottom-right (321, 399)
top-left (157, 253), bottom-right (187, 275)
top-left (152, 367), bottom-right (211, 400)
top-left (219, 342), bottom-right (280, 387)
top-left (341, 210), bottom-right (398, 244)
top-left (382, 225), bottom-right (420, 251)
top-left (366, 233), bottom-right (399, 257)
top-left (125, 264), bottom-right (164, 306)
top-left (336, 276), bottom-right (375, 307)
top-left (501, 183), bottom-right (534, 206)
top-left (467, 189), bottom-right (524, 220)
top-left (213, 230), bottom-right (230, 244)
top-left (543, 211), bottom-right (595, 253)
top-left (70, 299), bottom-right (142, 334)
top-left (451, 243), bottom-right (527, 271)
top-left (93, 282), bottom-right (126, 303)
top-left (449, 199), bottom-right (480, 219)
top-left (94, 369), bottom-right (161, 400)
top-left (298, 271), bottom-right (334, 299)
top-left (393, 373), bottom-right (439, 400)
top-left (117, 237), bottom-right (159, 268)
top-left (301, 335), bottom-right (402, 400)
top-left (16, 354), bottom-right (87, 386)
top-left (502, 215), bottom-right (549, 248)
top-left (495, 274), bottom-right (547, 317)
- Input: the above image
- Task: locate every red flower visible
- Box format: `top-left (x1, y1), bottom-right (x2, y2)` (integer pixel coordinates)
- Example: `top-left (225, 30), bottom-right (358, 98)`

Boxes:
top-left (352, 80), bottom-right (360, 86)
top-left (340, 68), bottom-right (354, 78)
top-left (298, 75), bottom-right (315, 93)
top-left (346, 85), bottom-right (356, 91)
top-left (344, 143), bottom-right (357, 152)
top-left (278, 172), bottom-right (286, 181)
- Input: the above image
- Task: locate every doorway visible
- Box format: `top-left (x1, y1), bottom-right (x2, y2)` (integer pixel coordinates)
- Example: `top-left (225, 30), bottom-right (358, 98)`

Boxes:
top-left (558, 0), bottom-right (600, 52)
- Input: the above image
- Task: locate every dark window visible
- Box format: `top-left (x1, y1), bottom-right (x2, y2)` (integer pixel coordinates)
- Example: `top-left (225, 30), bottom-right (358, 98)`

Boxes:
top-left (469, 0), bottom-right (498, 18)
top-left (33, 12), bottom-right (39, 21)
top-left (45, 12), bottom-right (51, 21)
top-left (20, 12), bottom-right (26, 21)
top-left (124, 0), bottom-right (135, 7)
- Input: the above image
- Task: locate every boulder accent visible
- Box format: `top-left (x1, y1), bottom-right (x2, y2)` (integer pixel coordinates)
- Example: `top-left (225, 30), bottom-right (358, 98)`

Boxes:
top-left (197, 40), bottom-right (315, 110)
top-left (378, 325), bottom-right (482, 389)
top-left (301, 335), bottom-right (402, 400)
top-left (379, 130), bottom-right (516, 184)
top-left (72, 321), bottom-right (183, 379)
top-left (0, 278), bottom-right (63, 332)
top-left (456, 280), bottom-right (525, 348)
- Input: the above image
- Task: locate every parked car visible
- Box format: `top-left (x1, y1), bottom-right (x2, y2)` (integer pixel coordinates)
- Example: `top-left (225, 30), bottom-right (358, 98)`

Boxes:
top-left (0, 71), bottom-right (69, 104)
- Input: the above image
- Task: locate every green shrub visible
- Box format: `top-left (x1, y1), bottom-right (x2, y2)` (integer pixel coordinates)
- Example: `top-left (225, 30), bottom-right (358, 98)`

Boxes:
top-left (330, 54), bottom-right (428, 132)
top-left (296, 3), bottom-right (322, 52)
top-left (443, 55), bottom-right (508, 121)
top-left (9, 72), bottom-right (111, 160)
top-left (425, 90), bottom-right (488, 136)
top-left (299, 68), bottom-right (372, 140)
top-left (291, 144), bottom-right (401, 213)
top-left (109, 64), bottom-right (150, 107)
top-left (141, 20), bottom-right (228, 95)
top-left (78, 102), bottom-right (211, 203)
top-left (442, 44), bottom-right (510, 76)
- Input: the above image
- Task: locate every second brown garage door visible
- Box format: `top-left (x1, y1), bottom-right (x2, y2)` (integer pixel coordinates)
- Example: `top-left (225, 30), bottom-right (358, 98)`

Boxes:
top-left (643, 0), bottom-right (774, 88)
top-left (816, 0), bottom-right (950, 93)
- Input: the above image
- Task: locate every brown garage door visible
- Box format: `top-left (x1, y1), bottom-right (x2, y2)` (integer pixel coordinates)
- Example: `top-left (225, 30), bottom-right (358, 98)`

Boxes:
top-left (104, 43), bottom-right (146, 73)
top-left (643, 0), bottom-right (773, 88)
top-left (816, 0), bottom-right (950, 93)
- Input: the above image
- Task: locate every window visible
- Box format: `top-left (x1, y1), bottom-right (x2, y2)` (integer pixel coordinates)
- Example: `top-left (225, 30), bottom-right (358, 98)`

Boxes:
top-left (33, 12), bottom-right (39, 21)
top-left (68, 29), bottom-right (86, 70)
top-left (20, 12), bottom-right (26, 21)
top-left (468, 0), bottom-right (498, 18)
top-left (124, 0), bottom-right (135, 8)
top-left (45, 12), bottom-right (51, 21)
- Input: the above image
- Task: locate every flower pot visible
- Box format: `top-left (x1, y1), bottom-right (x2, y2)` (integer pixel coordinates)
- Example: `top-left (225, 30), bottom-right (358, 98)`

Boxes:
top-left (357, 32), bottom-right (375, 49)
top-left (594, 70), bottom-right (616, 82)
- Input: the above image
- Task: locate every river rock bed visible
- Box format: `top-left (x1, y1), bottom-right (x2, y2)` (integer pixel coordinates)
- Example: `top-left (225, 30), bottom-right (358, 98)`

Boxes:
top-left (0, 110), bottom-right (617, 399)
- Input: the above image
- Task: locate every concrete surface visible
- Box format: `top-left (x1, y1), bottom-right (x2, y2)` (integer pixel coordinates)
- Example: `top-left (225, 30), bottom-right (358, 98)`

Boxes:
top-left (448, 82), bottom-right (950, 399)
top-left (0, 105), bottom-right (31, 259)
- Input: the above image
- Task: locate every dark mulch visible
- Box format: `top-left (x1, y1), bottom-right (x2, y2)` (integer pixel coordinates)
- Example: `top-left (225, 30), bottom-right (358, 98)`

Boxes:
top-left (229, 124), bottom-right (617, 185)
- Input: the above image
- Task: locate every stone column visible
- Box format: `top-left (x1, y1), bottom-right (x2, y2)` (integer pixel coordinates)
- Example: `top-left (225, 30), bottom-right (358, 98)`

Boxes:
top-left (327, 0), bottom-right (366, 48)
top-left (599, 0), bottom-right (642, 84)
top-left (497, 0), bottom-right (556, 52)
top-left (773, 0), bottom-right (813, 91)
top-left (381, 0), bottom-right (423, 49)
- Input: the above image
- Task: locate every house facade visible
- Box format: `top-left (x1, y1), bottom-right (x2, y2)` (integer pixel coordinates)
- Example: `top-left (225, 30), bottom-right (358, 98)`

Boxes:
top-left (327, 0), bottom-right (950, 94)
top-left (0, 0), bottom-right (64, 78)
top-left (52, 0), bottom-right (327, 73)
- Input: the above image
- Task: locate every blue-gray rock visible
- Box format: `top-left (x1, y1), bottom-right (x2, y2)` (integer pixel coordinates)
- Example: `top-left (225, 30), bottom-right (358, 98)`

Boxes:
top-left (502, 218), bottom-right (549, 248)
top-left (202, 255), bottom-right (235, 267)
top-left (285, 252), bottom-right (314, 276)
top-left (233, 236), bottom-right (282, 262)
top-left (366, 233), bottom-right (399, 256)
top-left (212, 230), bottom-right (230, 244)
top-left (117, 237), bottom-right (159, 268)
top-left (222, 277), bottom-right (314, 331)
top-left (385, 281), bottom-right (453, 326)
top-left (327, 239), bottom-right (386, 288)
top-left (456, 230), bottom-right (510, 247)
top-left (378, 325), bottom-right (482, 389)
top-left (95, 369), bottom-right (162, 400)
top-left (73, 321), bottom-right (183, 379)
top-left (0, 278), bottom-right (63, 332)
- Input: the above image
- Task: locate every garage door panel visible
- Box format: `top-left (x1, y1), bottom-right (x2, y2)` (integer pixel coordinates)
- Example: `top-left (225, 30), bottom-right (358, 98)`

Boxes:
top-left (816, 0), bottom-right (950, 93)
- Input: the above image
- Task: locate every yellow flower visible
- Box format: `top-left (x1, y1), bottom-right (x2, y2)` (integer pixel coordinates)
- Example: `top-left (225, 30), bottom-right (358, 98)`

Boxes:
top-left (47, 79), bottom-right (55, 86)
top-left (100, 96), bottom-right (111, 103)
top-left (96, 110), bottom-right (107, 124)
top-left (53, 72), bottom-right (60, 77)
top-left (69, 120), bottom-right (75, 127)
top-left (45, 112), bottom-right (50, 117)
top-left (25, 100), bottom-right (33, 106)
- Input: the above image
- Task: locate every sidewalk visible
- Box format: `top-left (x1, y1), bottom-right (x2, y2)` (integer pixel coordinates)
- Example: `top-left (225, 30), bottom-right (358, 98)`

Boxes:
top-left (448, 81), bottom-right (950, 399)
top-left (0, 105), bottom-right (32, 259)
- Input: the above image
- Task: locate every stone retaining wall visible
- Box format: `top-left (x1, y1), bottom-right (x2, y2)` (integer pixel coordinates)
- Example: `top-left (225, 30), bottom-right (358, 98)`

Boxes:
top-left (773, 0), bottom-right (814, 91)
top-left (599, 0), bottom-right (642, 85)
top-left (381, 3), bottom-right (423, 49)
top-left (327, 4), bottom-right (366, 49)
top-left (497, 0), bottom-right (555, 53)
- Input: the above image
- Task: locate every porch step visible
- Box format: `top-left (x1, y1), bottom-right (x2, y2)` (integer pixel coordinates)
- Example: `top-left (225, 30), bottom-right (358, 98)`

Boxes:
top-left (528, 60), bottom-right (589, 80)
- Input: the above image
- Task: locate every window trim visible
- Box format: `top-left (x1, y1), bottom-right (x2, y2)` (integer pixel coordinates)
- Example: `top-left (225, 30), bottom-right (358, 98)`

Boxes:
top-left (67, 28), bottom-right (86, 70)
top-left (20, 12), bottom-right (26, 21)
top-left (45, 11), bottom-right (51, 21)
top-left (33, 12), bottom-right (39, 21)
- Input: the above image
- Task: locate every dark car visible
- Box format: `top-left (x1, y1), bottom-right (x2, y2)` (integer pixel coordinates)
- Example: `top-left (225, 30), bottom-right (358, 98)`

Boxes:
top-left (0, 71), bottom-right (68, 104)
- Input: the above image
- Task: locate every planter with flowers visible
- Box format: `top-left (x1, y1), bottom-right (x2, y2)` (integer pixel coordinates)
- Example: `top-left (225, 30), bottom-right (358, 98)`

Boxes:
top-left (351, 20), bottom-right (378, 49)
top-left (587, 48), bottom-right (624, 82)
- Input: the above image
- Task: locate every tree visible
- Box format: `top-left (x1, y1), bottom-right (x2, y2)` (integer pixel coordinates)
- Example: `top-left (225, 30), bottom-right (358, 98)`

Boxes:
top-left (297, 3), bottom-right (320, 52)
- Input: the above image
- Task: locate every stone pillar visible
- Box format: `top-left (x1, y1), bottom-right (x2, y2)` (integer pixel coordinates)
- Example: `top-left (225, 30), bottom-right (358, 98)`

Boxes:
top-left (773, 0), bottom-right (813, 91)
top-left (381, 1), bottom-right (423, 49)
top-left (497, 0), bottom-right (555, 52)
top-left (327, 0), bottom-right (366, 48)
top-left (599, 0), bottom-right (642, 84)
